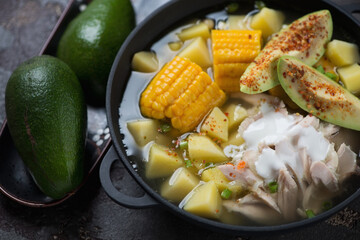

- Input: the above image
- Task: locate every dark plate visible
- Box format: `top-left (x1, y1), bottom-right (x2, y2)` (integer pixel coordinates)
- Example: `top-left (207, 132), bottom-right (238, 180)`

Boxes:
top-left (0, 0), bottom-right (111, 207)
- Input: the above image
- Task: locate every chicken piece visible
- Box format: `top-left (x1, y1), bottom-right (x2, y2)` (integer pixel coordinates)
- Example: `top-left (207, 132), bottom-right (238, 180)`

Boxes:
top-left (218, 165), bottom-right (263, 189)
top-left (302, 183), bottom-right (336, 214)
top-left (223, 195), bottom-right (283, 225)
top-left (337, 143), bottom-right (357, 182)
top-left (299, 115), bottom-right (320, 129)
top-left (310, 161), bottom-right (339, 192)
top-left (237, 117), bottom-right (255, 138)
top-left (242, 150), bottom-right (260, 176)
top-left (325, 144), bottom-right (339, 174)
top-left (252, 187), bottom-right (281, 213)
top-left (218, 161), bottom-right (280, 213)
top-left (277, 168), bottom-right (299, 221)
top-left (319, 123), bottom-right (340, 139)
top-left (298, 147), bottom-right (312, 187)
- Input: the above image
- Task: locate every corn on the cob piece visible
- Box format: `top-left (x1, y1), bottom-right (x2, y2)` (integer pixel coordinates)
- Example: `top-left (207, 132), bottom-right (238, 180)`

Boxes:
top-left (140, 56), bottom-right (226, 133)
top-left (212, 30), bottom-right (262, 92)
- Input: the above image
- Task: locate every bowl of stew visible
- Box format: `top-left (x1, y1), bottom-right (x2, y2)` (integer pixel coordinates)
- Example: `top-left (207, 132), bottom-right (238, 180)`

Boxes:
top-left (100, 0), bottom-right (360, 234)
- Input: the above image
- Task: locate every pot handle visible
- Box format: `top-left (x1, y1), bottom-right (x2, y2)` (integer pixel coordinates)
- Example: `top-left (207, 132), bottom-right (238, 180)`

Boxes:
top-left (99, 145), bottom-right (159, 208)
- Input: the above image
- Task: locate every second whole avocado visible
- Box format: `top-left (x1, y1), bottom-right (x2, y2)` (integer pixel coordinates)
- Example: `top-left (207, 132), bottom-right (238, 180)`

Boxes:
top-left (57, 0), bottom-right (135, 105)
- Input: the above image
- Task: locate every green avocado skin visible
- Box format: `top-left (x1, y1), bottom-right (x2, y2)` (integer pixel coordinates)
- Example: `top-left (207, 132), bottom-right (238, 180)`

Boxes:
top-left (57, 0), bottom-right (135, 105)
top-left (5, 55), bottom-right (87, 199)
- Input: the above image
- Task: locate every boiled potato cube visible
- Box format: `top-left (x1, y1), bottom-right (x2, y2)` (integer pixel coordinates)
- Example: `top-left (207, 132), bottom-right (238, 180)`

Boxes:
top-left (221, 131), bottom-right (245, 148)
top-left (127, 119), bottom-right (159, 146)
top-left (201, 167), bottom-right (242, 196)
top-left (228, 15), bottom-right (247, 30)
top-left (251, 7), bottom-right (285, 39)
top-left (177, 23), bottom-right (211, 41)
top-left (325, 40), bottom-right (360, 67)
top-left (131, 51), bottom-right (159, 73)
top-left (201, 107), bottom-right (228, 141)
top-left (338, 63), bottom-right (360, 95)
top-left (188, 134), bottom-right (228, 169)
top-left (178, 37), bottom-right (211, 69)
top-left (183, 181), bottom-right (222, 219)
top-left (168, 41), bottom-right (183, 51)
top-left (146, 143), bottom-right (183, 179)
top-left (202, 18), bottom-right (215, 29)
top-left (160, 167), bottom-right (200, 202)
top-left (221, 104), bottom-right (248, 131)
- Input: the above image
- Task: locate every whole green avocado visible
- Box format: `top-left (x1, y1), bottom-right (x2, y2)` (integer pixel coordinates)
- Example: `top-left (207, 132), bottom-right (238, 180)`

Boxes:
top-left (5, 55), bottom-right (87, 199)
top-left (57, 0), bottom-right (135, 105)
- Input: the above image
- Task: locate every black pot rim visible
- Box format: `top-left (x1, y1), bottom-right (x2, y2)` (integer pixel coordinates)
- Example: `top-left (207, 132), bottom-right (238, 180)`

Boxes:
top-left (105, 0), bottom-right (360, 235)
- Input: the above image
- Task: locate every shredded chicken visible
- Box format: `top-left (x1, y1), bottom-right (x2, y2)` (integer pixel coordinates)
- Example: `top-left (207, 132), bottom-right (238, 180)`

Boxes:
top-left (219, 100), bottom-right (358, 224)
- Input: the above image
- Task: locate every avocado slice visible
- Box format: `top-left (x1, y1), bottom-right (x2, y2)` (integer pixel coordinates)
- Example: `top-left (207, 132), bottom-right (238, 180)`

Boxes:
top-left (277, 56), bottom-right (360, 131)
top-left (240, 10), bottom-right (332, 94)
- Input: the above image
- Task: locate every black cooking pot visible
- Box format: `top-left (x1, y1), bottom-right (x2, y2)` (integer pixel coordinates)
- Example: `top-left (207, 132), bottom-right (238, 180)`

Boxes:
top-left (100, 0), bottom-right (360, 235)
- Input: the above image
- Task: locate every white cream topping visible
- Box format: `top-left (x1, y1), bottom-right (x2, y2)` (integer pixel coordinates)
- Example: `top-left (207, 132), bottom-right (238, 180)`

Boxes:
top-left (240, 102), bottom-right (330, 182)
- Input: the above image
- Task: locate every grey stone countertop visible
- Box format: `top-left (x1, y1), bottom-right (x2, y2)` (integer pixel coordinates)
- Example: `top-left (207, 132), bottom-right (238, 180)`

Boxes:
top-left (1, 0), bottom-right (360, 239)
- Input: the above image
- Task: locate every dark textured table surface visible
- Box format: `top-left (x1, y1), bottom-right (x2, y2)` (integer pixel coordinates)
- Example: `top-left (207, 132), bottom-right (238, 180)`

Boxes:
top-left (1, 0), bottom-right (360, 239)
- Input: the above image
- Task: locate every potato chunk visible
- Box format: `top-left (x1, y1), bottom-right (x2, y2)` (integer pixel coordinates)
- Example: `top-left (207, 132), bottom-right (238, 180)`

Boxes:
top-left (325, 40), bottom-right (360, 67)
top-left (131, 51), bottom-right (159, 73)
top-left (127, 119), bottom-right (159, 146)
top-left (251, 7), bottom-right (285, 39)
top-left (178, 37), bottom-right (211, 69)
top-left (160, 167), bottom-right (199, 202)
top-left (227, 15), bottom-right (248, 30)
top-left (201, 107), bottom-right (229, 141)
top-left (168, 41), bottom-right (183, 51)
top-left (201, 167), bottom-right (242, 196)
top-left (146, 143), bottom-right (183, 179)
top-left (177, 23), bottom-right (211, 41)
top-left (221, 104), bottom-right (248, 131)
top-left (183, 181), bottom-right (222, 219)
top-left (188, 134), bottom-right (228, 169)
top-left (221, 131), bottom-right (245, 148)
top-left (338, 63), bottom-right (360, 95)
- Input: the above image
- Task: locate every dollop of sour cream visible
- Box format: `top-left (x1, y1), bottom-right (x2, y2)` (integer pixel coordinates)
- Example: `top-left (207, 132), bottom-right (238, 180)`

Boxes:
top-left (241, 102), bottom-right (330, 182)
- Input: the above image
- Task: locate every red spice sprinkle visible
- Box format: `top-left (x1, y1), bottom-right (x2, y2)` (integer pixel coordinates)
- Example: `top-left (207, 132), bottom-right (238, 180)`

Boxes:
top-left (224, 112), bottom-right (229, 117)
top-left (223, 119), bottom-right (227, 122)
top-left (237, 160), bottom-right (246, 170)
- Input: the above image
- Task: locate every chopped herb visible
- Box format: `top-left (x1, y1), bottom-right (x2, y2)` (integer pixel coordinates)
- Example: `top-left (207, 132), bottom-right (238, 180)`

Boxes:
top-left (160, 123), bottom-right (171, 133)
top-left (221, 188), bottom-right (232, 199)
top-left (325, 72), bottom-right (337, 81)
top-left (226, 3), bottom-right (239, 13)
top-left (306, 209), bottom-right (316, 218)
top-left (179, 140), bottom-right (188, 150)
top-left (268, 181), bottom-right (278, 193)
top-left (205, 162), bottom-right (214, 168)
top-left (316, 65), bottom-right (325, 74)
top-left (255, 1), bottom-right (266, 10)
top-left (322, 201), bottom-right (332, 211)
top-left (185, 159), bottom-right (193, 168)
